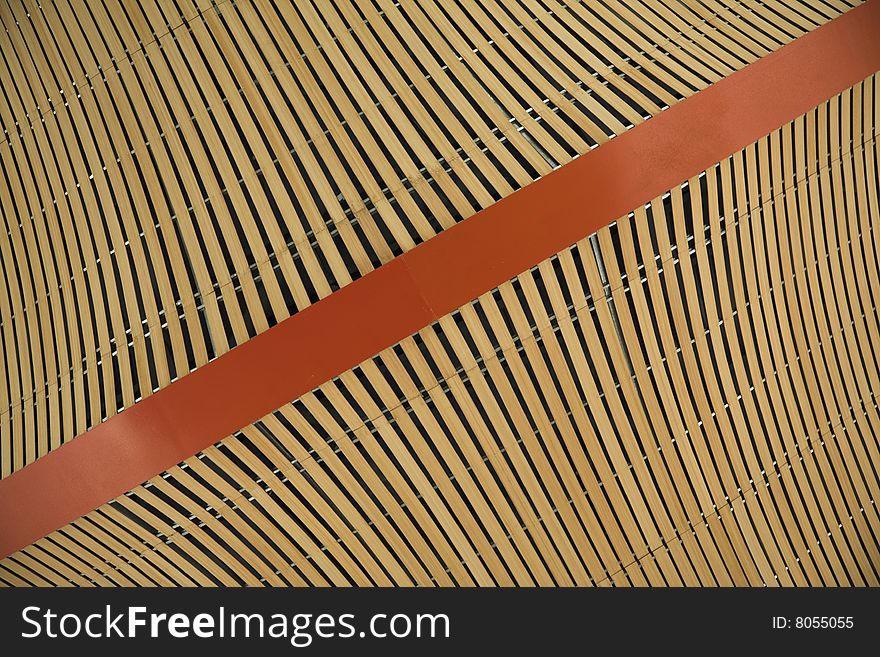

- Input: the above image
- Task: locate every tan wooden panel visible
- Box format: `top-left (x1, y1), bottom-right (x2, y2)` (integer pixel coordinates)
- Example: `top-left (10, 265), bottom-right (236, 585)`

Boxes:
top-left (0, 0), bottom-right (858, 477)
top-left (2, 76), bottom-right (877, 586)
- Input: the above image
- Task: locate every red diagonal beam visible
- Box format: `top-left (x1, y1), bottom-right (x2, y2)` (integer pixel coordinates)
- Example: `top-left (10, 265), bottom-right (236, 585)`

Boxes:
top-left (2, 0), bottom-right (879, 560)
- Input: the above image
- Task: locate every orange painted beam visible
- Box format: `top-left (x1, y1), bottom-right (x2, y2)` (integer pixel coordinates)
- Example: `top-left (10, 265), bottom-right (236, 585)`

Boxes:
top-left (1, 0), bottom-right (879, 560)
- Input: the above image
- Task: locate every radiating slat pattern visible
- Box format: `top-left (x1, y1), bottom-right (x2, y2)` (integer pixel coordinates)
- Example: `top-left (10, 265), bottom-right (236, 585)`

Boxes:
top-left (2, 74), bottom-right (878, 586)
top-left (0, 0), bottom-right (860, 477)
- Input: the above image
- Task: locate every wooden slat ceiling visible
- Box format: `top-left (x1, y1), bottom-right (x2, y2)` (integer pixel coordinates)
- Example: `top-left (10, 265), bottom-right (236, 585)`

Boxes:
top-left (0, 0), bottom-right (860, 479)
top-left (1, 70), bottom-right (878, 585)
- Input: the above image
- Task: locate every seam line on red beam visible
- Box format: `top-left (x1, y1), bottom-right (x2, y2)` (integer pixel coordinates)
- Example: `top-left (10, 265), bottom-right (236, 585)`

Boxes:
top-left (1, 0), bottom-right (879, 560)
